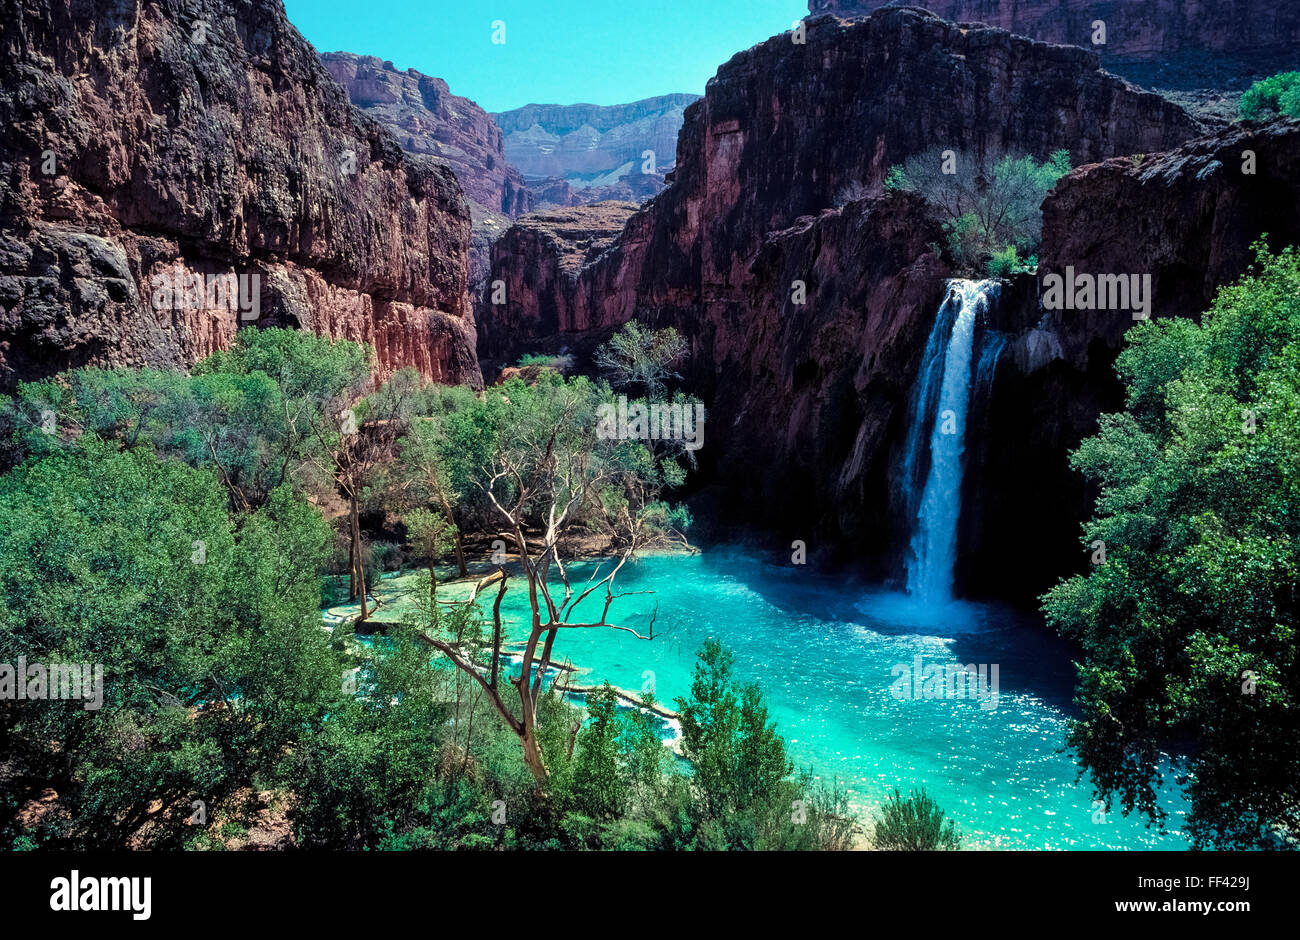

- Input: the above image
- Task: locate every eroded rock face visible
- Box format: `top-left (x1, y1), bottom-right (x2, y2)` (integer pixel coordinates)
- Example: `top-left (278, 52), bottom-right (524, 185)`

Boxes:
top-left (479, 8), bottom-right (1205, 582)
top-left (321, 52), bottom-right (532, 219)
top-left (0, 0), bottom-right (482, 392)
top-left (1039, 120), bottom-right (1300, 359)
top-left (476, 201), bottom-right (640, 376)
top-left (493, 95), bottom-right (700, 208)
top-left (807, 1), bottom-right (1300, 84)
top-left (966, 119), bottom-right (1300, 601)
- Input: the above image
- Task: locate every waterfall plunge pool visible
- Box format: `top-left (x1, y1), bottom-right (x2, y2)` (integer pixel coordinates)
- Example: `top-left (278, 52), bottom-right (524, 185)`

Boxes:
top-left (468, 547), bottom-right (1190, 850)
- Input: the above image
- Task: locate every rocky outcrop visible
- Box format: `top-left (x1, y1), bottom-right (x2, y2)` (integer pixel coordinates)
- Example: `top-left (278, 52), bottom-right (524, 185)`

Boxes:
top-left (479, 7), bottom-right (1205, 585)
top-left (964, 118), bottom-right (1300, 600)
top-left (1038, 120), bottom-right (1300, 357)
top-left (0, 0), bottom-right (482, 392)
top-left (529, 173), bottom-right (669, 210)
top-left (808, 1), bottom-right (1300, 87)
top-left (321, 52), bottom-right (532, 218)
top-left (694, 194), bottom-right (950, 568)
top-left (477, 201), bottom-right (639, 375)
top-left (494, 95), bottom-right (700, 207)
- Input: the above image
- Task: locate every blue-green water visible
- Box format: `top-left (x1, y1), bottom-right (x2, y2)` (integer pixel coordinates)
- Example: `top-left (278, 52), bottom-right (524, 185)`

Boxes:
top-left (490, 545), bottom-right (1189, 850)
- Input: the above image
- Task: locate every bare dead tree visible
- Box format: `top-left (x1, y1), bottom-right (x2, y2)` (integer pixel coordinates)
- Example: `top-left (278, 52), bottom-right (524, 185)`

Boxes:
top-left (414, 381), bottom-right (689, 790)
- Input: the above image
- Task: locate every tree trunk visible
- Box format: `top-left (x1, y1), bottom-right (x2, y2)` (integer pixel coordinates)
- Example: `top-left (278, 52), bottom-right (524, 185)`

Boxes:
top-left (519, 721), bottom-right (549, 789)
top-left (347, 530), bottom-right (358, 600)
top-left (351, 495), bottom-right (369, 622)
top-left (437, 492), bottom-right (468, 577)
top-left (453, 531), bottom-right (468, 578)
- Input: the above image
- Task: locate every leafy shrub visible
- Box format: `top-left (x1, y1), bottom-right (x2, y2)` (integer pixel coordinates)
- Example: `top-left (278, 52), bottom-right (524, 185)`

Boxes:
top-left (873, 787), bottom-right (961, 850)
top-left (986, 245), bottom-right (1037, 279)
top-left (887, 147), bottom-right (1070, 273)
top-left (515, 352), bottom-right (574, 373)
top-left (1240, 71), bottom-right (1300, 121)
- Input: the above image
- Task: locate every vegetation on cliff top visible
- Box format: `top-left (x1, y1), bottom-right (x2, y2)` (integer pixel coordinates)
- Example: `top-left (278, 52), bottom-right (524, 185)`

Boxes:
top-left (1240, 71), bottom-right (1300, 121)
top-left (884, 147), bottom-right (1070, 278)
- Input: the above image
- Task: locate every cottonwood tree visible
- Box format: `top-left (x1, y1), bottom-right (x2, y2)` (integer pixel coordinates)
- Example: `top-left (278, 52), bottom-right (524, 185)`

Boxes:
top-left (884, 146), bottom-right (1070, 270)
top-left (594, 322), bottom-right (688, 398)
top-left (394, 417), bottom-right (471, 578)
top-left (306, 370), bottom-right (423, 621)
top-left (1042, 244), bottom-right (1300, 848)
top-left (414, 373), bottom-right (691, 790)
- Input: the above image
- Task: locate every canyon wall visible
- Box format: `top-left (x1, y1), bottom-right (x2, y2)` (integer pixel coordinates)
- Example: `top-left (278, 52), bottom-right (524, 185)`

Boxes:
top-left (964, 118), bottom-right (1300, 599)
top-left (321, 52), bottom-right (532, 219)
top-left (807, 1), bottom-right (1300, 85)
top-left (0, 0), bottom-right (482, 392)
top-left (477, 201), bottom-right (639, 375)
top-left (480, 7), bottom-right (1206, 586)
top-left (493, 95), bottom-right (700, 208)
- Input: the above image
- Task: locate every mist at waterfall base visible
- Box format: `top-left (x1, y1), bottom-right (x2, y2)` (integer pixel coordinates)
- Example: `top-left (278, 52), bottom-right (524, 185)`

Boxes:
top-left (483, 279), bottom-right (1185, 848)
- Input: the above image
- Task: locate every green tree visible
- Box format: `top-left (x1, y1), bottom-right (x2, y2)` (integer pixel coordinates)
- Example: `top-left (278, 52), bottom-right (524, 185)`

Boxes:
top-left (594, 322), bottom-right (688, 398)
top-left (289, 623), bottom-right (453, 848)
top-left (567, 684), bottom-right (628, 820)
top-left (1240, 71), bottom-right (1300, 121)
top-left (676, 640), bottom-right (790, 822)
top-left (1042, 243), bottom-right (1300, 849)
top-left (0, 440), bottom-right (336, 848)
top-left (886, 147), bottom-right (1070, 273)
top-left (414, 372), bottom-right (691, 790)
top-left (873, 788), bottom-right (961, 850)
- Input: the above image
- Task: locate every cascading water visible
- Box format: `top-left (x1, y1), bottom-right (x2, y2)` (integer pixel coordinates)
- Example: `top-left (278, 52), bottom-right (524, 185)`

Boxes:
top-left (904, 279), bottom-right (1001, 603)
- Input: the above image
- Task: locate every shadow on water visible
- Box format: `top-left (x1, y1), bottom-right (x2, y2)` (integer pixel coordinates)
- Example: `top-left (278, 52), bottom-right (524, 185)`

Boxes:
top-left (679, 545), bottom-right (1082, 714)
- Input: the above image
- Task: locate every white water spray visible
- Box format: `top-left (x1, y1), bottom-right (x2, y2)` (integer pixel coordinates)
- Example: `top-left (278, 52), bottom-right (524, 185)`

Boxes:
top-left (904, 280), bottom-right (1000, 603)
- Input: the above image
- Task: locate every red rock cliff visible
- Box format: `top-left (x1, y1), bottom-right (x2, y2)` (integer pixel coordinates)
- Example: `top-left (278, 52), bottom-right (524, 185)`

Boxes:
top-left (808, 1), bottom-right (1300, 78)
top-left (967, 119), bottom-right (1300, 600)
top-left (321, 52), bottom-right (532, 219)
top-left (479, 7), bottom-right (1205, 576)
top-left (0, 0), bottom-right (482, 391)
top-left (476, 201), bottom-right (639, 375)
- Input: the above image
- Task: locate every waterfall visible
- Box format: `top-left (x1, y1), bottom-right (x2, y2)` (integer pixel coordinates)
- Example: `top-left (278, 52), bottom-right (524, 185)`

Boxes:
top-left (904, 279), bottom-right (1001, 603)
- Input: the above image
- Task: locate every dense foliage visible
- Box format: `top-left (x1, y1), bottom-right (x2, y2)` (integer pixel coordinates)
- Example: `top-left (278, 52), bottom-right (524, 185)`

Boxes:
top-left (1043, 244), bottom-right (1300, 849)
top-left (872, 788), bottom-right (961, 851)
top-left (0, 326), bottom-right (855, 851)
top-left (885, 147), bottom-right (1070, 274)
top-left (1240, 71), bottom-right (1300, 121)
top-left (0, 442), bottom-right (335, 848)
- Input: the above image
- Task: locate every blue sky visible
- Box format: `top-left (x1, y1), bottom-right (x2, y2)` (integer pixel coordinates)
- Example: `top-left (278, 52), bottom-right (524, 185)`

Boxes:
top-left (283, 0), bottom-right (810, 113)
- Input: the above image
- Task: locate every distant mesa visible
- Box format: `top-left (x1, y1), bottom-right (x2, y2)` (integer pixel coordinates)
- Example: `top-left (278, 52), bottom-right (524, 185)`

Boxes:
top-left (492, 95), bottom-right (701, 208)
top-left (321, 52), bottom-right (533, 219)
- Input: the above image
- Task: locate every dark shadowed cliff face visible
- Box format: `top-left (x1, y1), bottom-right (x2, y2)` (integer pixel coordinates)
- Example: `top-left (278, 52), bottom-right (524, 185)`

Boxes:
top-left (808, 1), bottom-right (1300, 86)
top-left (0, 0), bottom-right (482, 392)
top-left (480, 7), bottom-right (1205, 582)
top-left (965, 119), bottom-right (1300, 601)
top-left (629, 9), bottom-right (1201, 330)
top-left (476, 201), bottom-right (639, 377)
top-left (321, 52), bottom-right (532, 219)
top-left (1038, 120), bottom-right (1300, 360)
